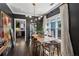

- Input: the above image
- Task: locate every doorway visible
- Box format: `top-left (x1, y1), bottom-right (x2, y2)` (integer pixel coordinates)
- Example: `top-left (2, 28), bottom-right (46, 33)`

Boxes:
top-left (14, 19), bottom-right (26, 44)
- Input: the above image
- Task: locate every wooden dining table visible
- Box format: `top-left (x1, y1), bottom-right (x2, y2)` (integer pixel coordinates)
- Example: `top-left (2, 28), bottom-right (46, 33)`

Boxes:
top-left (32, 34), bottom-right (61, 43)
top-left (32, 34), bottom-right (44, 43)
top-left (32, 34), bottom-right (61, 56)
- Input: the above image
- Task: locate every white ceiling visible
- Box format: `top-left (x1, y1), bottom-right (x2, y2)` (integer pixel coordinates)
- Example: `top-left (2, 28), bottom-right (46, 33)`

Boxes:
top-left (7, 3), bottom-right (60, 16)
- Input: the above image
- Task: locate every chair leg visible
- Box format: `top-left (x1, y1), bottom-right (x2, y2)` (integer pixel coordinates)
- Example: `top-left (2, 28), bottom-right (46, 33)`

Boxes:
top-left (53, 47), bottom-right (55, 56)
top-left (57, 46), bottom-right (60, 56)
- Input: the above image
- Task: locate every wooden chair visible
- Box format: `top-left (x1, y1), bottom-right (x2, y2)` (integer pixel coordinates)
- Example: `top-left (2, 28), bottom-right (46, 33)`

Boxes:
top-left (42, 41), bottom-right (61, 56)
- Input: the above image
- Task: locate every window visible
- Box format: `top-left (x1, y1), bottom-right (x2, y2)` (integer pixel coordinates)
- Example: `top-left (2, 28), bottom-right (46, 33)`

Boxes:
top-left (50, 15), bottom-right (61, 39)
top-left (51, 22), bottom-right (56, 37)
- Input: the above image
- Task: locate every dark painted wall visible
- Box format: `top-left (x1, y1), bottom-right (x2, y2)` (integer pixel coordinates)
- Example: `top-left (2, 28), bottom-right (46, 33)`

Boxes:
top-left (0, 3), bottom-right (14, 47)
top-left (0, 3), bottom-right (13, 32)
top-left (0, 3), bottom-right (30, 44)
top-left (26, 17), bottom-right (30, 41)
top-left (68, 3), bottom-right (79, 55)
top-left (0, 3), bottom-right (13, 17)
top-left (0, 3), bottom-right (14, 29)
top-left (13, 14), bottom-right (30, 41)
top-left (12, 14), bottom-right (26, 19)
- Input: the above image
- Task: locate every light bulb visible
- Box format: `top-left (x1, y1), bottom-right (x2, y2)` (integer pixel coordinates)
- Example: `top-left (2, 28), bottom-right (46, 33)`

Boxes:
top-left (29, 16), bottom-right (32, 18)
top-left (31, 20), bottom-right (33, 22)
top-left (40, 16), bottom-right (43, 18)
top-left (38, 17), bottom-right (41, 20)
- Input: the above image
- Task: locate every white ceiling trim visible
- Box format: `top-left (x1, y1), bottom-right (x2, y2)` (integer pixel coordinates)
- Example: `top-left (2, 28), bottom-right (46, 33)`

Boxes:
top-left (7, 3), bottom-right (26, 15)
top-left (7, 3), bottom-right (62, 16)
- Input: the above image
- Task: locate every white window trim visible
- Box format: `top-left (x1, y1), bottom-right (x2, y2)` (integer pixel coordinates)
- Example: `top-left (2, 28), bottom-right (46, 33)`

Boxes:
top-left (47, 14), bottom-right (61, 39)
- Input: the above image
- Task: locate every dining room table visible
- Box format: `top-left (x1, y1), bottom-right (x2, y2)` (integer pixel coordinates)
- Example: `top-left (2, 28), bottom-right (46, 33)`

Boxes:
top-left (32, 34), bottom-right (61, 56)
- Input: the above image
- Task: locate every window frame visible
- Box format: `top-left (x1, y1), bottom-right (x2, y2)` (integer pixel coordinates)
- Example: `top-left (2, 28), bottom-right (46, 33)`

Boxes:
top-left (47, 14), bottom-right (61, 39)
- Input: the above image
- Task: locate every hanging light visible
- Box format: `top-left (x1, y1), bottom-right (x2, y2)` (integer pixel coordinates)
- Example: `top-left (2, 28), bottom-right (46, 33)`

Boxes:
top-left (38, 15), bottom-right (43, 20)
top-left (32, 3), bottom-right (36, 17)
top-left (31, 20), bottom-right (33, 22)
top-left (35, 24), bottom-right (37, 27)
top-left (35, 18), bottom-right (37, 21)
top-left (32, 3), bottom-right (35, 6)
top-left (32, 3), bottom-right (37, 34)
top-left (29, 15), bottom-right (32, 18)
top-left (32, 3), bottom-right (36, 22)
top-left (40, 16), bottom-right (43, 18)
top-left (38, 17), bottom-right (41, 20)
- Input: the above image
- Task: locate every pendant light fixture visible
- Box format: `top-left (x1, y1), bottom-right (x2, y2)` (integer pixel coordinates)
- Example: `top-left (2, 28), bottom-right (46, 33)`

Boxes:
top-left (32, 3), bottom-right (35, 17)
top-left (32, 3), bottom-right (37, 34)
top-left (30, 3), bottom-right (35, 23)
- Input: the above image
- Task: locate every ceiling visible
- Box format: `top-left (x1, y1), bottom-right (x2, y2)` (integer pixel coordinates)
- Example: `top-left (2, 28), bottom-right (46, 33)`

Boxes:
top-left (7, 3), bottom-right (60, 16)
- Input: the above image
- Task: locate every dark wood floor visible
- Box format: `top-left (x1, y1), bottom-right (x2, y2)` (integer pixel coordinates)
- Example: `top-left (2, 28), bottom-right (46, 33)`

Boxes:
top-left (7, 38), bottom-right (39, 56)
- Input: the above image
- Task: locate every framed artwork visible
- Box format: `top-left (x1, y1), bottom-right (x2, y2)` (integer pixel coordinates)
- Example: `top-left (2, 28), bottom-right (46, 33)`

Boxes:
top-left (0, 11), bottom-right (12, 41)
top-left (0, 11), bottom-right (3, 27)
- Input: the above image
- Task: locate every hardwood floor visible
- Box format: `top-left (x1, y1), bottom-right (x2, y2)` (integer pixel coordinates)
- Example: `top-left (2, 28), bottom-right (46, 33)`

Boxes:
top-left (7, 38), bottom-right (36, 56)
top-left (7, 38), bottom-right (60, 56)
